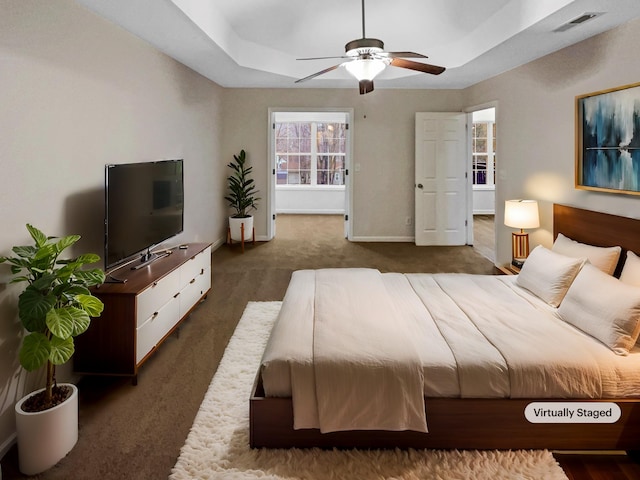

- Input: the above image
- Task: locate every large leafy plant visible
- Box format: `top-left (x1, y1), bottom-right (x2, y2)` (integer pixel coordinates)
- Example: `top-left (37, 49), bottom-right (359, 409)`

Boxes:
top-left (0, 224), bottom-right (105, 410)
top-left (224, 149), bottom-right (260, 218)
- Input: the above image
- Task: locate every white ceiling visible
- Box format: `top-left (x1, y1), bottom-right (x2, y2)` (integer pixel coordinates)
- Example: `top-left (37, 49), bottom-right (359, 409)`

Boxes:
top-left (77, 0), bottom-right (640, 90)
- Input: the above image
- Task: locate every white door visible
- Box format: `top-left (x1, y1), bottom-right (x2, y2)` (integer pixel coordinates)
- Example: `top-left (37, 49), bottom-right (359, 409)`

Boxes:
top-left (415, 112), bottom-right (468, 246)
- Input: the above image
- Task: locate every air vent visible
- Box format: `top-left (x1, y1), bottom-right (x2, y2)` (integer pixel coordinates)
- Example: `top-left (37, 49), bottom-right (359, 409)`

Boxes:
top-left (554, 12), bottom-right (602, 32)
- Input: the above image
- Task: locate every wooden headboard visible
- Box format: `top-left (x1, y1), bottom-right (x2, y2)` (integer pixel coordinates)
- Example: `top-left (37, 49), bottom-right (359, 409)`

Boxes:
top-left (553, 204), bottom-right (640, 277)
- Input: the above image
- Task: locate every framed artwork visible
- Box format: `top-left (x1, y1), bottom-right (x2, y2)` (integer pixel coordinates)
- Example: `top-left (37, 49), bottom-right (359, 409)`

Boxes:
top-left (575, 82), bottom-right (640, 195)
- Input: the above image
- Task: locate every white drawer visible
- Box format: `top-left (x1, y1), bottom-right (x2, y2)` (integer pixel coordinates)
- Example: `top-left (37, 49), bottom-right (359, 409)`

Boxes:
top-left (179, 266), bottom-right (211, 318)
top-left (180, 247), bottom-right (211, 287)
top-left (136, 296), bottom-right (180, 363)
top-left (136, 268), bottom-right (181, 327)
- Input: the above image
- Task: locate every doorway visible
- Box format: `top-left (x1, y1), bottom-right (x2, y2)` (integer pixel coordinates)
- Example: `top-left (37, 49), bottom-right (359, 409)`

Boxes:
top-left (470, 106), bottom-right (497, 261)
top-left (267, 109), bottom-right (353, 240)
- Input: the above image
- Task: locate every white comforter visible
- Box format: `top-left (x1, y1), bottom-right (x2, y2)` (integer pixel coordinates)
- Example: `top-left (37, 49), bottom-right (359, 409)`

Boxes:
top-left (313, 269), bottom-right (427, 433)
top-left (260, 268), bottom-right (640, 433)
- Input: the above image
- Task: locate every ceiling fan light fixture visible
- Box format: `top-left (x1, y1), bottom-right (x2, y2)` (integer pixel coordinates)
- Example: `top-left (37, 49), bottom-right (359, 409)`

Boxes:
top-left (294, 0), bottom-right (445, 92)
top-left (344, 58), bottom-right (386, 81)
top-left (345, 38), bottom-right (384, 57)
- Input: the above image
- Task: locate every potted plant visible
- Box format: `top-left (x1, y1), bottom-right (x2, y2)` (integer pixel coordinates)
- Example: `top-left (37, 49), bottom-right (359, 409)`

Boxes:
top-left (225, 149), bottom-right (260, 243)
top-left (0, 224), bottom-right (105, 475)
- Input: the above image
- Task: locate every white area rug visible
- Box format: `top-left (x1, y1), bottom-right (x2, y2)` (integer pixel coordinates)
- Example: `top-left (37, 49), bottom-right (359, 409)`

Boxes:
top-left (171, 301), bottom-right (568, 480)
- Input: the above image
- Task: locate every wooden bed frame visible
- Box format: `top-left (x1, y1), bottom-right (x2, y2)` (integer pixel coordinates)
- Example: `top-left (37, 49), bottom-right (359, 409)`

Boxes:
top-left (250, 204), bottom-right (640, 450)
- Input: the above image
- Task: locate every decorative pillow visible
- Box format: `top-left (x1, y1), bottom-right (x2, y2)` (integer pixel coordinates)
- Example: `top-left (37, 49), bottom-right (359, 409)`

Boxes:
top-left (558, 263), bottom-right (640, 355)
top-left (620, 251), bottom-right (640, 287)
top-left (516, 245), bottom-right (586, 307)
top-left (552, 233), bottom-right (621, 275)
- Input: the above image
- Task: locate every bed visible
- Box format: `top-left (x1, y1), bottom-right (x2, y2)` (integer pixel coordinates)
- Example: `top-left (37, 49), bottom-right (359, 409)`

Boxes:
top-left (250, 204), bottom-right (640, 450)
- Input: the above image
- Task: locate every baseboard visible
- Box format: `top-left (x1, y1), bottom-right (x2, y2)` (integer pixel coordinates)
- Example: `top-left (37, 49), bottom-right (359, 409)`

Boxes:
top-left (0, 432), bottom-right (16, 460)
top-left (210, 237), bottom-right (227, 251)
top-left (473, 210), bottom-right (495, 215)
top-left (276, 210), bottom-right (345, 215)
top-left (349, 236), bottom-right (415, 242)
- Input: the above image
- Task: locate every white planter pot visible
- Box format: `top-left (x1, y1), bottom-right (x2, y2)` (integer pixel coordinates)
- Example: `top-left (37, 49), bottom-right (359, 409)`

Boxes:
top-left (15, 383), bottom-right (78, 476)
top-left (229, 216), bottom-right (253, 242)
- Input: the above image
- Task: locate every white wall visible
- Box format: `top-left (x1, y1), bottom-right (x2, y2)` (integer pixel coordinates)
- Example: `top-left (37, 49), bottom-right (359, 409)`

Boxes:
top-left (473, 188), bottom-right (495, 215)
top-left (276, 187), bottom-right (345, 214)
top-left (464, 17), bottom-right (640, 267)
top-left (0, 0), bottom-right (226, 455)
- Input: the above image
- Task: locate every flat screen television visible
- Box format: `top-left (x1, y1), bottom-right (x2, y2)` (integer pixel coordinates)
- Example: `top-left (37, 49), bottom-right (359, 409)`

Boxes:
top-left (105, 159), bottom-right (184, 271)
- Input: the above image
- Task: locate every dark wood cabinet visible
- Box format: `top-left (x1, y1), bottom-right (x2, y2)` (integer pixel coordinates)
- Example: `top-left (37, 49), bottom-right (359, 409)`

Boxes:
top-left (74, 243), bottom-right (211, 381)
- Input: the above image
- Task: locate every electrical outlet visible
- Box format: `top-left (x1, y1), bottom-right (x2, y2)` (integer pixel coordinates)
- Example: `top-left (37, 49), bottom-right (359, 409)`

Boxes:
top-left (405, 216), bottom-right (413, 226)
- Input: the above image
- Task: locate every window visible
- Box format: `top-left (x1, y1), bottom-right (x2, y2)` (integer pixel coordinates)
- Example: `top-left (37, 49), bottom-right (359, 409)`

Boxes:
top-left (472, 121), bottom-right (496, 186)
top-left (275, 120), bottom-right (346, 186)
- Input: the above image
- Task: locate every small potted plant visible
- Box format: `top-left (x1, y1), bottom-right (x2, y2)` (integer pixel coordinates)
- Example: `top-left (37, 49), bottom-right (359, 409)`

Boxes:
top-left (0, 224), bottom-right (105, 475)
top-left (225, 149), bottom-right (260, 243)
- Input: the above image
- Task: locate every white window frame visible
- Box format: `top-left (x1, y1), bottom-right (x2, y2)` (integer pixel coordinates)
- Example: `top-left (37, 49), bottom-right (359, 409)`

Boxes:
top-left (274, 112), bottom-right (347, 189)
top-left (472, 120), bottom-right (496, 188)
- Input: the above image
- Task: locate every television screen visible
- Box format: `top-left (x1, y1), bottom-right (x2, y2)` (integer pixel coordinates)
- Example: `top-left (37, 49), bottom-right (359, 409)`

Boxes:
top-left (105, 159), bottom-right (184, 270)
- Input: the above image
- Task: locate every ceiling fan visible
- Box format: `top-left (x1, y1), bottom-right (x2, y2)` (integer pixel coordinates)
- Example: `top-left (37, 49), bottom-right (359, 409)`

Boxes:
top-left (295, 0), bottom-right (446, 94)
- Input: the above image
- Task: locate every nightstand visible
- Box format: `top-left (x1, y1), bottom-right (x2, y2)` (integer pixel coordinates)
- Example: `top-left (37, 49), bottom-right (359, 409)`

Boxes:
top-left (496, 264), bottom-right (521, 275)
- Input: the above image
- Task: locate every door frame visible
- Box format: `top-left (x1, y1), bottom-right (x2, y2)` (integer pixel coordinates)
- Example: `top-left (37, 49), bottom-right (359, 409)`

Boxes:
top-left (464, 101), bottom-right (499, 249)
top-left (266, 107), bottom-right (354, 240)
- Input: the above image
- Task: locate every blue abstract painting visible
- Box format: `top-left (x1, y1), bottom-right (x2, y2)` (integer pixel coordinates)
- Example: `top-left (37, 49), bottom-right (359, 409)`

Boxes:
top-left (578, 83), bottom-right (640, 193)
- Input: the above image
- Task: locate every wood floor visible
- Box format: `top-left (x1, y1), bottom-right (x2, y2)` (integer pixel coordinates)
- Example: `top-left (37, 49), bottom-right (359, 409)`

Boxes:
top-left (555, 452), bottom-right (640, 479)
top-left (472, 214), bottom-right (495, 262)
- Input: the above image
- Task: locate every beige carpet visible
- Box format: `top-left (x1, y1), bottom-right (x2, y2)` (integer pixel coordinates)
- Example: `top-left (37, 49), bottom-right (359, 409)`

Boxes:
top-left (171, 301), bottom-right (568, 480)
top-left (0, 215), bottom-right (500, 479)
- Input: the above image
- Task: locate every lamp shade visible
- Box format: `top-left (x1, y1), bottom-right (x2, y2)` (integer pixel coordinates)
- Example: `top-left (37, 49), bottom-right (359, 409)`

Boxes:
top-left (344, 59), bottom-right (386, 81)
top-left (504, 199), bottom-right (540, 229)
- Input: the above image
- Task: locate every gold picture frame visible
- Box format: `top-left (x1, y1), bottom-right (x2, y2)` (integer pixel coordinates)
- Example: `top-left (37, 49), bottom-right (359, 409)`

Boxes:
top-left (575, 81), bottom-right (640, 195)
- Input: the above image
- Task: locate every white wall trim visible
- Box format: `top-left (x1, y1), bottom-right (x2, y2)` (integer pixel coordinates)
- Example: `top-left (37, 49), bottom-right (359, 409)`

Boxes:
top-left (276, 209), bottom-right (345, 215)
top-left (210, 237), bottom-right (227, 251)
top-left (0, 432), bottom-right (16, 460)
top-left (350, 236), bottom-right (415, 242)
top-left (473, 209), bottom-right (495, 215)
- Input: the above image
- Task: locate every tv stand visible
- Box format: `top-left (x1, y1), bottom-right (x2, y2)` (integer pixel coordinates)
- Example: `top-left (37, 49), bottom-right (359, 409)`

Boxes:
top-left (104, 274), bottom-right (127, 284)
top-left (74, 243), bottom-right (212, 383)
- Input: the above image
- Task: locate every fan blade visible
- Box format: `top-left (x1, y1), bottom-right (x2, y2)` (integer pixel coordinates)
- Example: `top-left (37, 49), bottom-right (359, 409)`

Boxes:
top-left (390, 58), bottom-right (445, 75)
top-left (359, 80), bottom-right (374, 95)
top-left (295, 64), bottom-right (342, 83)
top-left (297, 55), bottom-right (350, 61)
top-left (383, 51), bottom-right (429, 59)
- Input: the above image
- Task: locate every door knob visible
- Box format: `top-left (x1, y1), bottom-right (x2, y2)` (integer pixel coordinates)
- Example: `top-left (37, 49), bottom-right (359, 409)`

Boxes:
top-left (417, 184), bottom-right (423, 189)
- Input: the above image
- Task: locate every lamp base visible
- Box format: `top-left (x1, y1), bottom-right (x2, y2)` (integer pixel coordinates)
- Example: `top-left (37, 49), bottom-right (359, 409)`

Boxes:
top-left (511, 232), bottom-right (530, 268)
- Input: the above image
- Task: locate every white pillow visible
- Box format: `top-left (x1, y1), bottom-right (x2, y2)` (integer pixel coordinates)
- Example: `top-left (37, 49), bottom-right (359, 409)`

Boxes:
top-left (516, 245), bottom-right (586, 307)
top-left (620, 251), bottom-right (640, 287)
top-left (558, 263), bottom-right (640, 355)
top-left (552, 233), bottom-right (621, 275)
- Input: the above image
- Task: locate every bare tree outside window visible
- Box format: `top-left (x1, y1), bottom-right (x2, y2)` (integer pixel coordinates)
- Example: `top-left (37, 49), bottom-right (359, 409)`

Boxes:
top-left (276, 121), bottom-right (346, 186)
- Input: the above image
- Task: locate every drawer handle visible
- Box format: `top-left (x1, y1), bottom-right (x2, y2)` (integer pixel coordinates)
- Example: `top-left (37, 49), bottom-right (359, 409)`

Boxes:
top-left (152, 311), bottom-right (159, 318)
top-left (174, 292), bottom-right (180, 298)
top-left (190, 278), bottom-right (196, 284)
top-left (152, 281), bottom-right (158, 287)
top-left (200, 268), bottom-right (204, 275)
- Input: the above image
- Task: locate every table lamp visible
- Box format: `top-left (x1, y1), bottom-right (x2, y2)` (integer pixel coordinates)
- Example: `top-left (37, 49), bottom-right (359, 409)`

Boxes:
top-left (504, 199), bottom-right (539, 268)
